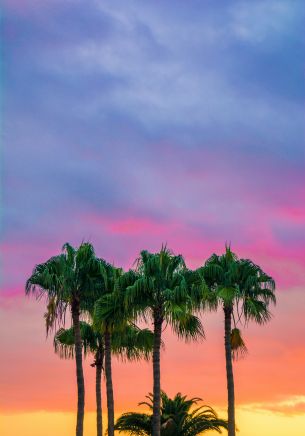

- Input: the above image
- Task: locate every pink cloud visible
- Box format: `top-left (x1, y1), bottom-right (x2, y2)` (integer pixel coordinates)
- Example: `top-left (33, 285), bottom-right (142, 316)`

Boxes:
top-left (85, 214), bottom-right (170, 236)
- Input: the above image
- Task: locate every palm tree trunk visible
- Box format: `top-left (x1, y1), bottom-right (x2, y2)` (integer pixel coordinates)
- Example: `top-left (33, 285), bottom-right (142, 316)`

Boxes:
top-left (95, 346), bottom-right (104, 436)
top-left (152, 308), bottom-right (163, 436)
top-left (104, 329), bottom-right (114, 436)
top-left (224, 305), bottom-right (235, 436)
top-left (71, 300), bottom-right (85, 436)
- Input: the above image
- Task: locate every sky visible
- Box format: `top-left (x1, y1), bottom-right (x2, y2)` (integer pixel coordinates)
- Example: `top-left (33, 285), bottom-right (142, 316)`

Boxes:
top-left (0, 0), bottom-right (305, 435)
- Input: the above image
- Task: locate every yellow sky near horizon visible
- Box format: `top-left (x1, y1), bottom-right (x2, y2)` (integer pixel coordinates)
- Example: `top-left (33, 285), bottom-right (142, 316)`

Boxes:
top-left (1, 406), bottom-right (305, 436)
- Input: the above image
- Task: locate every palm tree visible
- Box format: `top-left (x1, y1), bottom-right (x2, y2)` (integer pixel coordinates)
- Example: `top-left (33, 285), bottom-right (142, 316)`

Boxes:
top-left (54, 322), bottom-right (104, 436)
top-left (93, 265), bottom-right (155, 436)
top-left (93, 264), bottom-right (129, 436)
top-left (201, 246), bottom-right (276, 436)
top-left (26, 242), bottom-right (104, 436)
top-left (114, 391), bottom-right (228, 435)
top-left (54, 321), bottom-right (154, 436)
top-left (110, 321), bottom-right (154, 435)
top-left (125, 246), bottom-right (205, 436)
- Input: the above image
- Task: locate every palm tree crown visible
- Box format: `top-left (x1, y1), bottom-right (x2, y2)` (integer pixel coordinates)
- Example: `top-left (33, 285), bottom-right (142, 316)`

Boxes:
top-left (114, 391), bottom-right (228, 435)
top-left (126, 246), bottom-right (205, 342)
top-left (26, 242), bottom-right (105, 330)
top-left (54, 321), bottom-right (154, 362)
top-left (202, 245), bottom-right (276, 324)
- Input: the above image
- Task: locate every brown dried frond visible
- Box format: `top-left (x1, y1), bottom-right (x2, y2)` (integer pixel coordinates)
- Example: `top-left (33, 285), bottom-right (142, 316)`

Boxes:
top-left (231, 328), bottom-right (248, 361)
top-left (44, 297), bottom-right (57, 335)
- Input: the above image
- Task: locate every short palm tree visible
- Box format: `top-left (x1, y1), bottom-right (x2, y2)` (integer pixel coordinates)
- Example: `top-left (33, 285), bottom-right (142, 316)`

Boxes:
top-left (54, 321), bottom-right (154, 436)
top-left (114, 391), bottom-right (228, 435)
top-left (201, 246), bottom-right (276, 436)
top-left (26, 242), bottom-right (104, 436)
top-left (125, 246), bottom-right (205, 436)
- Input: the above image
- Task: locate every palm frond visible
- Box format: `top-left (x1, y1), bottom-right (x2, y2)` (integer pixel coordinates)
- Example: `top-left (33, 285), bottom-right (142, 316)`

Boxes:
top-left (170, 310), bottom-right (205, 342)
top-left (112, 325), bottom-right (154, 361)
top-left (243, 299), bottom-right (272, 325)
top-left (53, 321), bottom-right (99, 359)
top-left (115, 391), bottom-right (228, 435)
top-left (114, 412), bottom-right (151, 435)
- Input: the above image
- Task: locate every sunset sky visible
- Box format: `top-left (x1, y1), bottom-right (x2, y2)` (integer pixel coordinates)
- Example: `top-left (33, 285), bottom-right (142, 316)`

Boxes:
top-left (1, 1), bottom-right (305, 435)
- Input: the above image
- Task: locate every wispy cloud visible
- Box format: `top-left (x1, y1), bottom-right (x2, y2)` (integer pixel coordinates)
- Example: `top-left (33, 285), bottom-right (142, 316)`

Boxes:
top-left (241, 396), bottom-right (305, 416)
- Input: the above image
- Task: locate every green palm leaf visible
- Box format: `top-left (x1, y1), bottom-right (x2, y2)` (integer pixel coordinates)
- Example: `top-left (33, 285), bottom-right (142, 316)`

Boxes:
top-left (115, 392), bottom-right (228, 435)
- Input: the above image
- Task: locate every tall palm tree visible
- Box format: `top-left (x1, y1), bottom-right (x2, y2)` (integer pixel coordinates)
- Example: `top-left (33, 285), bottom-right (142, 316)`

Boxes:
top-left (201, 246), bottom-right (276, 436)
top-left (26, 242), bottom-right (104, 436)
top-left (93, 265), bottom-right (154, 436)
top-left (54, 321), bottom-right (154, 436)
top-left (109, 321), bottom-right (155, 434)
top-left (93, 264), bottom-right (127, 436)
top-left (125, 246), bottom-right (206, 436)
top-left (114, 391), bottom-right (228, 435)
top-left (54, 322), bottom-right (104, 436)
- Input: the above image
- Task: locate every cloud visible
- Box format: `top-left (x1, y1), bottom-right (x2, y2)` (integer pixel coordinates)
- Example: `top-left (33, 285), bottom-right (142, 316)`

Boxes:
top-left (241, 396), bottom-right (305, 416)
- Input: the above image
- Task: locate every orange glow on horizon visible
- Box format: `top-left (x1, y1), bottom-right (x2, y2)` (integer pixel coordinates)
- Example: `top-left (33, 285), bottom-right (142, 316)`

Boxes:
top-left (1, 407), bottom-right (305, 436)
